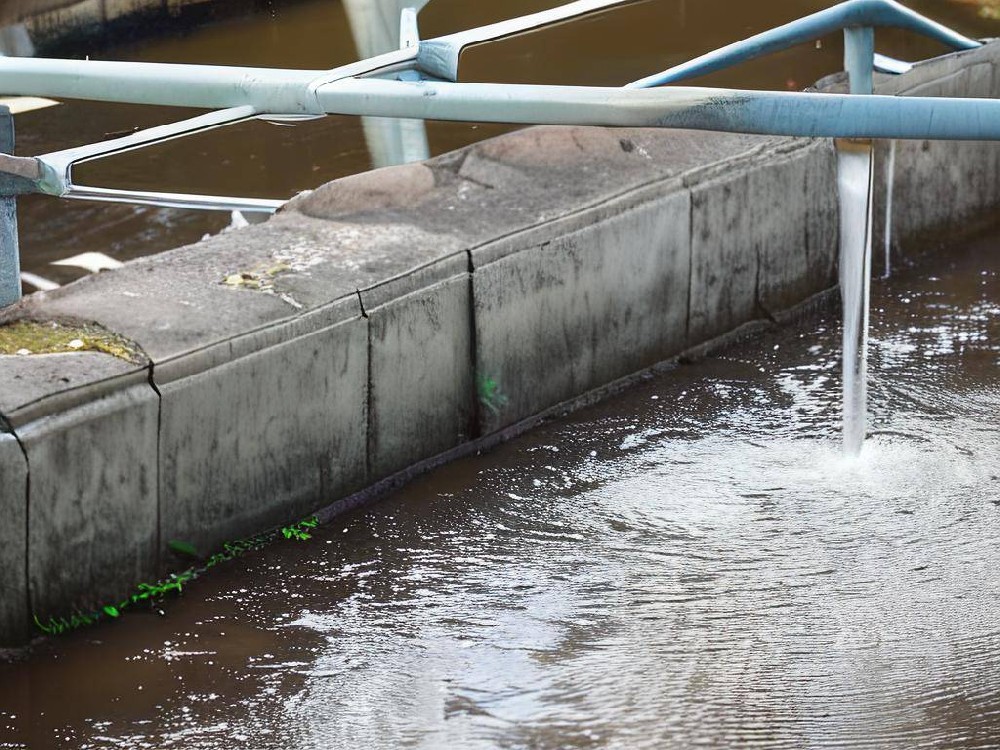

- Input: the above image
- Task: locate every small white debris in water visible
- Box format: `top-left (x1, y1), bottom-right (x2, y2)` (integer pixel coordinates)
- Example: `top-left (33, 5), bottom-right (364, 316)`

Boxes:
top-left (279, 293), bottom-right (304, 310)
top-left (68, 339), bottom-right (84, 350)
top-left (773, 345), bottom-right (780, 351)
top-left (0, 97), bottom-right (59, 115)
top-left (590, 450), bottom-right (598, 457)
top-left (651, 395), bottom-right (659, 400)
top-left (19, 271), bottom-right (59, 291)
top-left (227, 211), bottom-right (250, 231)
top-left (51, 252), bottom-right (123, 273)
top-left (15, 348), bottom-right (30, 356)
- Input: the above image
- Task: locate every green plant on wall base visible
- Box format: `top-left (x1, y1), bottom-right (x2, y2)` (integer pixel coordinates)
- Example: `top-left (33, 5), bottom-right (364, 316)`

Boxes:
top-left (282, 516), bottom-right (318, 541)
top-left (477, 374), bottom-right (509, 417)
top-left (32, 515), bottom-right (321, 637)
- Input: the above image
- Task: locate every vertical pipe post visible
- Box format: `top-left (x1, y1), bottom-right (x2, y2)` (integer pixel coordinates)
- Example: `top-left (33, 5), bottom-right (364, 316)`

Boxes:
top-left (0, 106), bottom-right (21, 309)
top-left (838, 27), bottom-right (875, 457)
top-left (844, 27), bottom-right (874, 97)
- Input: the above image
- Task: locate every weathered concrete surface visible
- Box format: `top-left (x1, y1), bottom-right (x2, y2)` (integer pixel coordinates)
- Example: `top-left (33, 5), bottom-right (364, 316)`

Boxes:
top-left (3, 41), bottom-right (1000, 644)
top-left (366, 267), bottom-right (474, 478)
top-left (689, 141), bottom-right (838, 344)
top-left (0, 351), bottom-right (145, 425)
top-left (158, 306), bottom-right (368, 556)
top-left (864, 45), bottom-right (1000, 268)
top-left (1, 0), bottom-right (80, 26)
top-left (2, 0), bottom-right (215, 43)
top-left (0, 354), bottom-right (155, 628)
top-left (474, 190), bottom-right (692, 431)
top-left (0, 424), bottom-right (28, 644)
top-left (20, 382), bottom-right (158, 621)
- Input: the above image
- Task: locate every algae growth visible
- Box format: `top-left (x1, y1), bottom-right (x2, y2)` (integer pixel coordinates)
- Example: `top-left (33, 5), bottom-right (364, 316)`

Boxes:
top-left (0, 320), bottom-right (145, 363)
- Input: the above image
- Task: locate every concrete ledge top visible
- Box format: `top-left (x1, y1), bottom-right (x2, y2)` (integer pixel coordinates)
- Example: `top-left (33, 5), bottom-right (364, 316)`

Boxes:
top-left (0, 125), bottom-right (823, 426)
top-left (0, 351), bottom-right (144, 426)
top-left (4, 126), bottom-right (800, 369)
top-left (289, 127), bottom-right (791, 247)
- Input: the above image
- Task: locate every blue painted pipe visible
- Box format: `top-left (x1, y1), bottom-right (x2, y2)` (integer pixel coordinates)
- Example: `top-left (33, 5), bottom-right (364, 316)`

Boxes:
top-left (627, 0), bottom-right (980, 89)
top-left (317, 78), bottom-right (1000, 142)
top-left (0, 108), bottom-right (19, 308)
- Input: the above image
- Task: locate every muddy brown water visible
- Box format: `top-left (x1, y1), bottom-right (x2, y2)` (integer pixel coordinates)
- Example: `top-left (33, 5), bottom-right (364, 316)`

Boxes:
top-left (3, 210), bottom-right (1000, 749)
top-left (10, 0), bottom-right (1000, 285)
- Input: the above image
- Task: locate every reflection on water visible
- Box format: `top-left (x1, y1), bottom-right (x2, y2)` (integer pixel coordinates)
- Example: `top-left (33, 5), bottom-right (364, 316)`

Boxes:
top-left (2, 215), bottom-right (1000, 748)
top-left (10, 0), bottom-right (1000, 287)
top-left (343, 0), bottom-right (430, 167)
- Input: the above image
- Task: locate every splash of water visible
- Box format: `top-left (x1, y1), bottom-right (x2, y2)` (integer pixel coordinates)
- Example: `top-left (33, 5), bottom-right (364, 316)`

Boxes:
top-left (837, 140), bottom-right (874, 457)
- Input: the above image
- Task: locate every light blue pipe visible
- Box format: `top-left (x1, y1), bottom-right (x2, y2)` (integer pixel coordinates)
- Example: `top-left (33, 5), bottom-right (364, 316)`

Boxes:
top-left (0, 108), bottom-right (17, 308)
top-left (626, 0), bottom-right (980, 89)
top-left (317, 78), bottom-right (1000, 142)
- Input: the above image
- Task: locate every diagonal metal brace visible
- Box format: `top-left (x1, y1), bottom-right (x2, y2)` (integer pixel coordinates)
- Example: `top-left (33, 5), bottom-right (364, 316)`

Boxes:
top-left (626, 0), bottom-right (979, 88)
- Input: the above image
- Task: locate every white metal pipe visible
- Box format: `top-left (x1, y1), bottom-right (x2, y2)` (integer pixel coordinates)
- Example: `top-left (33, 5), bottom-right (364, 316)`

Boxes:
top-left (39, 106), bottom-right (258, 195)
top-left (63, 185), bottom-right (283, 213)
top-left (0, 50), bottom-right (417, 114)
top-left (3, 57), bottom-right (1000, 141)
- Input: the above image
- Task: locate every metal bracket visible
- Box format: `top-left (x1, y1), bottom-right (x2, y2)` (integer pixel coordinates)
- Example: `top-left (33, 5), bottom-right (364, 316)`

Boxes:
top-left (34, 105), bottom-right (283, 213)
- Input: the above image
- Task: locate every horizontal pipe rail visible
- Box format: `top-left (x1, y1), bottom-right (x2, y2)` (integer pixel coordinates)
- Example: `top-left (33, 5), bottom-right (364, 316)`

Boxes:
top-left (313, 79), bottom-right (1000, 141)
top-left (0, 62), bottom-right (996, 144)
top-left (37, 106), bottom-right (258, 196)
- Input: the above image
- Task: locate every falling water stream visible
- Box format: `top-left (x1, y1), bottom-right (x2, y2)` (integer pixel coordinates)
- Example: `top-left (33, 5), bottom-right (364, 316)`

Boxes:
top-left (836, 140), bottom-right (875, 456)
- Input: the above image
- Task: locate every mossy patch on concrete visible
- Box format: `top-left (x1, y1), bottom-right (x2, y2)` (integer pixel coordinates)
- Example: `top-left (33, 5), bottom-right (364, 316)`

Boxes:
top-left (0, 320), bottom-right (145, 363)
top-left (221, 261), bottom-right (291, 293)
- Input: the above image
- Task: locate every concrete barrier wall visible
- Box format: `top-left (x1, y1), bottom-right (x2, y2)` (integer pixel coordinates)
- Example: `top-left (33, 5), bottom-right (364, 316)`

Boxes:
top-left (0, 425), bottom-right (27, 643)
top-left (1, 0), bottom-right (237, 51)
top-left (1, 43), bottom-right (998, 645)
top-left (2, 0), bottom-right (211, 27)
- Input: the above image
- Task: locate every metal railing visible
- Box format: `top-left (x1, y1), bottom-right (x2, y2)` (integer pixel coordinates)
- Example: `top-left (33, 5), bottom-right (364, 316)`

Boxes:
top-left (0, 0), bottom-right (996, 453)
